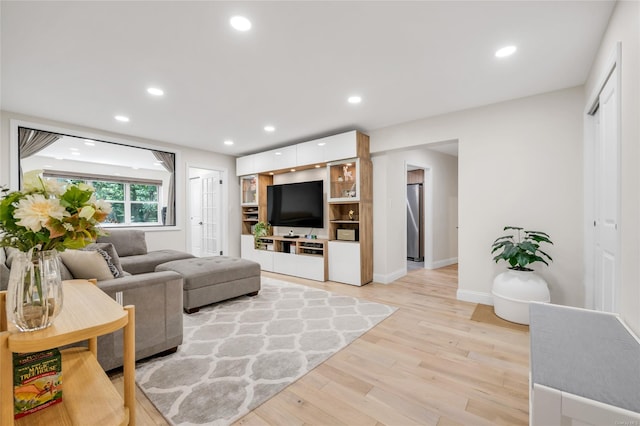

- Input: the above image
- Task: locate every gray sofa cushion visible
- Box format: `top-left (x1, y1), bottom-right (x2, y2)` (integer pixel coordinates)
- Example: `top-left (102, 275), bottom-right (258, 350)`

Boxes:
top-left (98, 229), bottom-right (147, 257)
top-left (156, 256), bottom-right (261, 290)
top-left (120, 249), bottom-right (194, 275)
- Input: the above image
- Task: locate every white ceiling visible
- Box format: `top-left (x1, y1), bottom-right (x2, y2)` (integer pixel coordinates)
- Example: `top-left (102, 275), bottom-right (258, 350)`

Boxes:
top-left (1, 1), bottom-right (614, 157)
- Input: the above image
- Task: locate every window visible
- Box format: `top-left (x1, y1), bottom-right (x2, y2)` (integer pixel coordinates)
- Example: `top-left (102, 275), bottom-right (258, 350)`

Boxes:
top-left (51, 175), bottom-right (161, 226)
top-left (17, 126), bottom-right (177, 226)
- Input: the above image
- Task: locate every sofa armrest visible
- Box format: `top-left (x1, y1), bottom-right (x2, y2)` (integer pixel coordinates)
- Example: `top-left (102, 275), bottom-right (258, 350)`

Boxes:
top-left (94, 270), bottom-right (184, 371)
top-left (97, 270), bottom-right (182, 294)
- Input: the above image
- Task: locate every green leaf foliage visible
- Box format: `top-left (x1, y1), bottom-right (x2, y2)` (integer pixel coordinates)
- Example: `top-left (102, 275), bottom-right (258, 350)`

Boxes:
top-left (491, 226), bottom-right (553, 271)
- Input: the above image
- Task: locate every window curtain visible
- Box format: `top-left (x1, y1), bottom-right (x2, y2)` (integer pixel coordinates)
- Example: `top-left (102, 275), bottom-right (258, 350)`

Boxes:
top-left (152, 151), bottom-right (175, 226)
top-left (18, 128), bottom-right (62, 179)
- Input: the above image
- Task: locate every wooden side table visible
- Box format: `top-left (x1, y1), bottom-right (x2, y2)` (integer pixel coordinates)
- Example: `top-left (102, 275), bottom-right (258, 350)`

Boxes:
top-left (0, 280), bottom-right (135, 425)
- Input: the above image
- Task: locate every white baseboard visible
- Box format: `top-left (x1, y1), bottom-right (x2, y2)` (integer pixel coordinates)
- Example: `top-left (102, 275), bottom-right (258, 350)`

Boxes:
top-left (373, 268), bottom-right (406, 284)
top-left (426, 257), bottom-right (458, 269)
top-left (457, 289), bottom-right (493, 305)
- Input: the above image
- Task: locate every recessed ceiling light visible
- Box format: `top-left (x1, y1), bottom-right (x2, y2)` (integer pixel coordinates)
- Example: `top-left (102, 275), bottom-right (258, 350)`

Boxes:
top-left (114, 115), bottom-right (130, 122)
top-left (348, 95), bottom-right (362, 104)
top-left (84, 141), bottom-right (95, 146)
top-left (495, 45), bottom-right (517, 58)
top-left (69, 147), bottom-right (79, 151)
top-left (269, 172), bottom-right (274, 175)
top-left (230, 16), bottom-right (251, 31)
top-left (147, 87), bottom-right (164, 96)
top-left (317, 142), bottom-right (326, 146)
top-left (290, 169), bottom-right (296, 172)
top-left (224, 140), bottom-right (234, 146)
top-left (275, 152), bottom-right (282, 156)
top-left (315, 165), bottom-right (321, 168)
top-left (264, 125), bottom-right (275, 132)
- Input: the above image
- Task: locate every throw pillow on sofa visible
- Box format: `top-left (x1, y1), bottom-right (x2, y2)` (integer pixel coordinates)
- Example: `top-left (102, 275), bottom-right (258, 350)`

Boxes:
top-left (60, 249), bottom-right (119, 281)
top-left (83, 242), bottom-right (125, 277)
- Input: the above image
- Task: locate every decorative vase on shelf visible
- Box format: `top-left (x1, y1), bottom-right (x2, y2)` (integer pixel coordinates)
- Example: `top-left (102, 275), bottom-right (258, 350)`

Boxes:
top-left (6, 248), bottom-right (63, 332)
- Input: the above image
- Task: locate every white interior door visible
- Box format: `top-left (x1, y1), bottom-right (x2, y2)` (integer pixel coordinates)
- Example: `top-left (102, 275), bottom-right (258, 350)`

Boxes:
top-left (190, 177), bottom-right (203, 256)
top-left (200, 171), bottom-right (222, 257)
top-left (593, 70), bottom-right (619, 313)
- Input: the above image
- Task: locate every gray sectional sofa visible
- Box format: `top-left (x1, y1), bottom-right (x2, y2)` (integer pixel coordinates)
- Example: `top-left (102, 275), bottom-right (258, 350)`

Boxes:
top-left (0, 229), bottom-right (193, 371)
top-left (1, 229), bottom-right (261, 371)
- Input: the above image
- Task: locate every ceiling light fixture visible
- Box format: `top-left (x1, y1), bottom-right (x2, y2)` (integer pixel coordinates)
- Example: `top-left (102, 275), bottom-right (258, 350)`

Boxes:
top-left (224, 140), bottom-right (234, 146)
top-left (275, 152), bottom-right (282, 156)
top-left (495, 45), bottom-right (517, 58)
top-left (348, 95), bottom-right (362, 104)
top-left (230, 16), bottom-right (251, 31)
top-left (84, 141), bottom-right (95, 146)
top-left (147, 87), bottom-right (164, 96)
top-left (264, 125), bottom-right (275, 132)
top-left (317, 142), bottom-right (326, 146)
top-left (290, 169), bottom-right (296, 172)
top-left (114, 115), bottom-right (130, 122)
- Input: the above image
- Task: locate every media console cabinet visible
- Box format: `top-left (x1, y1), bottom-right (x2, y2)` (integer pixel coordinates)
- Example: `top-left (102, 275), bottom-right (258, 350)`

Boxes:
top-left (237, 130), bottom-right (372, 286)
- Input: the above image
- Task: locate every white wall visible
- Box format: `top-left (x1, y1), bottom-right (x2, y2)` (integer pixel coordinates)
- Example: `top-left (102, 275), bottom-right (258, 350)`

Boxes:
top-left (584, 1), bottom-right (640, 335)
top-left (371, 147), bottom-right (458, 283)
top-left (370, 86), bottom-right (584, 307)
top-left (0, 111), bottom-right (241, 256)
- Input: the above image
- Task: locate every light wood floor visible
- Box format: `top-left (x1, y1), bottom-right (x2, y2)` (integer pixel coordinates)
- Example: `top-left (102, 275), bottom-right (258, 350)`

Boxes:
top-left (112, 264), bottom-right (530, 425)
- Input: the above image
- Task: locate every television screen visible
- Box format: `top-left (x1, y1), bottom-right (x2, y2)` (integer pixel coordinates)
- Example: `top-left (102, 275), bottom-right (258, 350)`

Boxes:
top-left (267, 180), bottom-right (324, 229)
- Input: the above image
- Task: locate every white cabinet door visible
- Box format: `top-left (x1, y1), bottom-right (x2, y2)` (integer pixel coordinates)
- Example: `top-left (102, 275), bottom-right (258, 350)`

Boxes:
top-left (324, 130), bottom-right (357, 162)
top-left (254, 145), bottom-right (297, 172)
top-left (297, 140), bottom-right (326, 166)
top-left (240, 234), bottom-right (256, 261)
top-left (273, 252), bottom-right (325, 281)
top-left (270, 145), bottom-right (297, 170)
top-left (236, 155), bottom-right (255, 176)
top-left (328, 241), bottom-right (361, 285)
top-left (254, 250), bottom-right (274, 272)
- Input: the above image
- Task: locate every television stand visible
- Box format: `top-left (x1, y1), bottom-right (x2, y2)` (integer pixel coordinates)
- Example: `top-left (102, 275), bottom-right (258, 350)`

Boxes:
top-left (241, 235), bottom-right (328, 281)
top-left (283, 235), bottom-right (300, 239)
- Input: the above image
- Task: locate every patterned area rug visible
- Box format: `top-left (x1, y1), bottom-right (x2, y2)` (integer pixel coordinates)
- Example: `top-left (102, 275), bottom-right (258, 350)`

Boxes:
top-left (135, 277), bottom-right (396, 425)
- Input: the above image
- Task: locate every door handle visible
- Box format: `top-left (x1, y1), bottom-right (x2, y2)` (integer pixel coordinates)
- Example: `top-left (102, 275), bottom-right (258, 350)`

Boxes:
top-left (199, 222), bottom-right (203, 225)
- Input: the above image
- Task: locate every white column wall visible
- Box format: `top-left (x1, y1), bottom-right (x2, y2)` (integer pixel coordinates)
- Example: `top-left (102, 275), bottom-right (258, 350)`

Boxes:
top-left (0, 110), bottom-right (241, 257)
top-left (583, 1), bottom-right (640, 335)
top-left (370, 86), bottom-right (584, 307)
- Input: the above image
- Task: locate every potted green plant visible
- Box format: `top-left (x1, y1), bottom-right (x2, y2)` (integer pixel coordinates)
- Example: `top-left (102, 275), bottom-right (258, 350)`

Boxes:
top-left (491, 226), bottom-right (553, 270)
top-left (253, 221), bottom-right (271, 249)
top-left (490, 226), bottom-right (553, 325)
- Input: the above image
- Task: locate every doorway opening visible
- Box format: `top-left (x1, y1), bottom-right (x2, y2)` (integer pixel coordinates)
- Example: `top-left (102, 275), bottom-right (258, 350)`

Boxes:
top-left (188, 166), bottom-right (225, 257)
top-left (406, 164), bottom-right (432, 271)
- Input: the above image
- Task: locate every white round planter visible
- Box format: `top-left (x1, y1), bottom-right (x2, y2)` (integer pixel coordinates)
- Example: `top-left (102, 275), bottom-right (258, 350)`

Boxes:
top-left (492, 269), bottom-right (550, 325)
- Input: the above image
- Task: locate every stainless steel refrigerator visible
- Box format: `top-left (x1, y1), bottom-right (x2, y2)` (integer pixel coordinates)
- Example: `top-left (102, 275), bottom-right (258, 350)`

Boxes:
top-left (407, 183), bottom-right (424, 261)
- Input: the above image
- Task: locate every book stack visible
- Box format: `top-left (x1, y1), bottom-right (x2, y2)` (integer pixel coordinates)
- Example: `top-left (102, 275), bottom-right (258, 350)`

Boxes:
top-left (13, 348), bottom-right (63, 419)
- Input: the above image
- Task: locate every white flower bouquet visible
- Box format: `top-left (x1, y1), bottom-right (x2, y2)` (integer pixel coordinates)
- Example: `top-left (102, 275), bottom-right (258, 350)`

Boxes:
top-left (0, 170), bottom-right (112, 252)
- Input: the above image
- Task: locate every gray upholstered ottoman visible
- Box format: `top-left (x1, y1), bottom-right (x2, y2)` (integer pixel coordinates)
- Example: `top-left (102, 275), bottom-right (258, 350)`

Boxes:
top-left (156, 256), bottom-right (260, 313)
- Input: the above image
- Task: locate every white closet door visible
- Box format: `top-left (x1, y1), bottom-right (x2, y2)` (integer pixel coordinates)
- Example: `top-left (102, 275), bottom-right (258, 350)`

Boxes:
top-left (593, 70), bottom-right (619, 313)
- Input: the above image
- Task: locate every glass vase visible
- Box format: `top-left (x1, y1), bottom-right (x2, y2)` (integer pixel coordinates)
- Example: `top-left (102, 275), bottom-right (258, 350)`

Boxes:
top-left (6, 249), bottom-right (64, 332)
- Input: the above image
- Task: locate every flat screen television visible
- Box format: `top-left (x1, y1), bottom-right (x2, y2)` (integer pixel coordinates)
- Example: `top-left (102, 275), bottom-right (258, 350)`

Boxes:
top-left (267, 180), bottom-right (324, 228)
